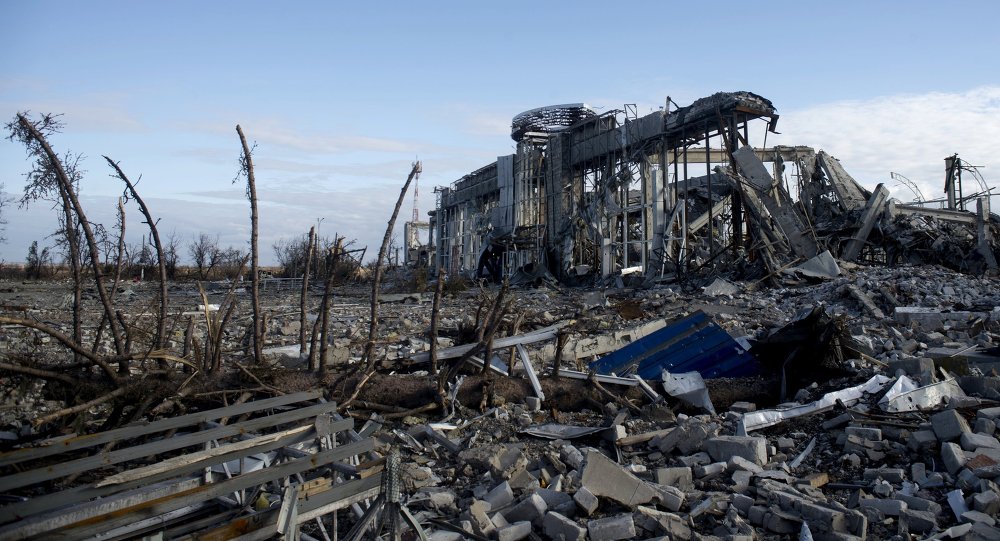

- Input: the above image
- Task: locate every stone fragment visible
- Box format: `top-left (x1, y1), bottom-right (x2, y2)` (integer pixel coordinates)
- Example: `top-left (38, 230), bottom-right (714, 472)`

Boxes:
top-left (728, 455), bottom-right (763, 474)
top-left (633, 506), bottom-right (692, 540)
top-left (573, 486), bottom-right (599, 516)
top-left (655, 466), bottom-right (693, 490)
top-left (943, 442), bottom-right (969, 474)
top-left (962, 510), bottom-right (997, 526)
top-left (484, 481), bottom-right (514, 509)
top-left (962, 431), bottom-right (1000, 451)
top-left (859, 497), bottom-right (907, 516)
top-left (901, 508), bottom-right (937, 533)
top-left (703, 436), bottom-right (767, 466)
top-left (496, 521), bottom-right (532, 541)
top-left (580, 450), bottom-right (656, 508)
top-left (504, 493), bottom-right (547, 523)
top-left (846, 426), bottom-right (882, 441)
top-left (932, 409), bottom-right (971, 441)
top-left (587, 513), bottom-right (636, 541)
top-left (908, 429), bottom-right (938, 451)
top-left (542, 511), bottom-right (586, 541)
top-left (975, 418), bottom-right (997, 435)
top-left (973, 490), bottom-right (1000, 515)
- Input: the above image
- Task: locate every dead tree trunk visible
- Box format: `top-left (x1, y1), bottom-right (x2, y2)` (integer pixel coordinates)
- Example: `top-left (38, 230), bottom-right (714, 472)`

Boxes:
top-left (104, 157), bottom-right (168, 354)
top-left (15, 114), bottom-right (125, 358)
top-left (300, 226), bottom-right (315, 356)
top-left (58, 184), bottom-right (83, 363)
top-left (236, 125), bottom-right (263, 365)
top-left (361, 161), bottom-right (422, 371)
top-left (316, 237), bottom-right (343, 374)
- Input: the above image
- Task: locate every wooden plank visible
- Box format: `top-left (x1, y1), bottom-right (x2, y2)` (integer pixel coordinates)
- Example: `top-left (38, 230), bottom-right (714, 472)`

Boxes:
top-left (0, 402), bottom-right (346, 493)
top-left (408, 322), bottom-right (566, 363)
top-left (2, 439), bottom-right (375, 541)
top-left (0, 391), bottom-right (322, 468)
top-left (97, 425), bottom-right (313, 487)
top-left (555, 369), bottom-right (640, 387)
top-left (0, 424), bottom-right (327, 525)
top-left (515, 344), bottom-right (545, 401)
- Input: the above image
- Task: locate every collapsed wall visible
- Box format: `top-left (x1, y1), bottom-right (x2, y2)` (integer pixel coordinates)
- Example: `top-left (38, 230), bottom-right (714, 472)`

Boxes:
top-left (425, 92), bottom-right (998, 284)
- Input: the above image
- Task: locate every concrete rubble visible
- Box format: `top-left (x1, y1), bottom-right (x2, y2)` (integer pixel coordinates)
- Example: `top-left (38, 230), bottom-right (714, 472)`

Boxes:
top-left (3, 91), bottom-right (1000, 540)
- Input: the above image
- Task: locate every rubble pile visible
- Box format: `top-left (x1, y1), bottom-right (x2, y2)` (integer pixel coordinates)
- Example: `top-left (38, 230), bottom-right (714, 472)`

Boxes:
top-left (3, 257), bottom-right (1000, 539)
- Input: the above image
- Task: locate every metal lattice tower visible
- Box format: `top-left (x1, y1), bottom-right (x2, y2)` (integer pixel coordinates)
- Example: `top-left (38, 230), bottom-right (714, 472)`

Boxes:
top-left (412, 173), bottom-right (419, 222)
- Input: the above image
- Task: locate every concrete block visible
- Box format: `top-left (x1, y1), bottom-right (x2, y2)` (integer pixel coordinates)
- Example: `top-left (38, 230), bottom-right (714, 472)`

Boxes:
top-left (859, 498), bottom-right (907, 516)
top-left (633, 506), bottom-right (691, 540)
top-left (573, 486), bottom-right (599, 516)
top-left (901, 508), bottom-right (937, 533)
top-left (962, 510), bottom-right (997, 526)
top-left (560, 445), bottom-right (584, 470)
top-left (909, 429), bottom-right (938, 452)
top-left (655, 466), bottom-right (693, 490)
top-left (587, 513), bottom-right (636, 541)
top-left (542, 511), bottom-right (585, 541)
top-left (535, 488), bottom-right (572, 509)
top-left (467, 500), bottom-right (495, 536)
top-left (728, 455), bottom-right (764, 474)
top-left (484, 481), bottom-right (514, 509)
top-left (731, 493), bottom-right (754, 515)
top-left (525, 396), bottom-right (541, 411)
top-left (896, 494), bottom-right (942, 514)
top-left (581, 450), bottom-right (656, 508)
top-left (975, 418), bottom-right (998, 435)
top-left (704, 436), bottom-right (767, 466)
top-left (504, 493), bottom-right (547, 523)
top-left (694, 461), bottom-right (726, 478)
top-left (650, 483), bottom-right (685, 512)
top-left (911, 462), bottom-right (927, 484)
top-left (846, 426), bottom-right (883, 441)
top-left (943, 442), bottom-right (969, 474)
top-left (962, 431), bottom-right (1000, 451)
top-left (496, 521), bottom-right (532, 541)
top-left (931, 409), bottom-right (971, 441)
top-left (978, 407), bottom-right (1000, 421)
top-left (863, 467), bottom-right (906, 483)
top-left (973, 490), bottom-right (1000, 515)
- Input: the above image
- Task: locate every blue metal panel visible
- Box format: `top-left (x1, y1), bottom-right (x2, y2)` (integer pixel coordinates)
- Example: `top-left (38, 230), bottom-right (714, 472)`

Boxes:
top-left (589, 311), bottom-right (758, 379)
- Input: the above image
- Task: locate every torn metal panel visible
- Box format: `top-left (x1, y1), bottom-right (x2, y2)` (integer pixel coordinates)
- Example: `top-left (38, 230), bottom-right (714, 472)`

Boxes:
top-left (786, 250), bottom-right (840, 279)
top-left (738, 375), bottom-right (891, 434)
top-left (879, 376), bottom-right (967, 412)
top-left (661, 370), bottom-right (715, 414)
top-left (589, 311), bottom-right (758, 379)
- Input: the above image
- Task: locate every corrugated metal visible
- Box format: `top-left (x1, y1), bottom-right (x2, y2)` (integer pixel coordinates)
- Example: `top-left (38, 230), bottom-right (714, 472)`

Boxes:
top-left (589, 311), bottom-right (759, 379)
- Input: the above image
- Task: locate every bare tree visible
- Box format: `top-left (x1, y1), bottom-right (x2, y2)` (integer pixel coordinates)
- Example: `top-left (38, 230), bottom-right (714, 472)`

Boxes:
top-left (188, 233), bottom-right (220, 280)
top-left (236, 125), bottom-right (263, 364)
top-left (7, 113), bottom-right (125, 358)
top-left (105, 156), bottom-right (169, 352)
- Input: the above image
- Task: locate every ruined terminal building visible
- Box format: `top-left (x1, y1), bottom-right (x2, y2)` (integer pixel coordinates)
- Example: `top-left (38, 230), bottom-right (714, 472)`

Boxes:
top-left (421, 92), bottom-right (998, 283)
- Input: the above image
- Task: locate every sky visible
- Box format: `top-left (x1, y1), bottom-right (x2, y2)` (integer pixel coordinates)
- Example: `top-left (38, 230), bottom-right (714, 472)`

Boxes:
top-left (1, 1), bottom-right (999, 266)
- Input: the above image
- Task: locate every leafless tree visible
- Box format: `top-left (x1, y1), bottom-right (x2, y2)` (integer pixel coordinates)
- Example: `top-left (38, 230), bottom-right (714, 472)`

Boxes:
top-left (236, 125), bottom-right (263, 364)
top-left (7, 113), bottom-right (124, 358)
top-left (188, 232), bottom-right (220, 280)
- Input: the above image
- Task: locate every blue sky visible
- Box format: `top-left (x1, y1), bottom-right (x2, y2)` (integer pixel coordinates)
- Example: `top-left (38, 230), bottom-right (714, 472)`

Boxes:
top-left (2, 1), bottom-right (999, 265)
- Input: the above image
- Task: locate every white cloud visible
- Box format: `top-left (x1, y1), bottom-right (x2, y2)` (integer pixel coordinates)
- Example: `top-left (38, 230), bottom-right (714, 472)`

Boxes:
top-left (772, 86), bottom-right (1000, 205)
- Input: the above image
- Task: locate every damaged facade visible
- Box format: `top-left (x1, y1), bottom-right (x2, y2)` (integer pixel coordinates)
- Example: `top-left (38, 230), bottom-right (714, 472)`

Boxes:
top-left (423, 92), bottom-right (999, 283)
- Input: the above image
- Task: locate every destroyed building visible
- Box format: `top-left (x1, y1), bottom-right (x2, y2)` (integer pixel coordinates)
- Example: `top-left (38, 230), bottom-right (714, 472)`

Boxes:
top-left (422, 92), bottom-right (999, 283)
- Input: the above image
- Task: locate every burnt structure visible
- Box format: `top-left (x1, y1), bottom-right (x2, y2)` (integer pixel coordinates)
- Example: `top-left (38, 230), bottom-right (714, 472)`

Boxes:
top-left (426, 92), bottom-right (999, 283)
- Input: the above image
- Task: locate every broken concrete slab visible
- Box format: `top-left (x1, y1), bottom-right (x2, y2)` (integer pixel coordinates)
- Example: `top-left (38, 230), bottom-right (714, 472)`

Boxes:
top-left (580, 450), bottom-right (657, 508)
